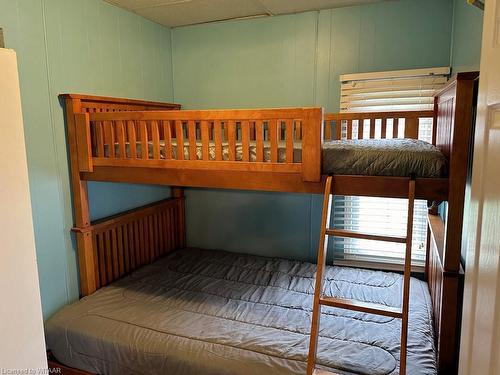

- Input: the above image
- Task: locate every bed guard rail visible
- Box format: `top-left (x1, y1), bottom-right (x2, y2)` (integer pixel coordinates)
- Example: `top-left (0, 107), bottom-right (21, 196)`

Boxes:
top-left (73, 107), bottom-right (323, 182)
top-left (324, 110), bottom-right (435, 142)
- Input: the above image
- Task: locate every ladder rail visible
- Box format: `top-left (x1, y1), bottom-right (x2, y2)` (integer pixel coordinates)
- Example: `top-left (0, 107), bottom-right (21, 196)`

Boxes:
top-left (307, 176), bottom-right (416, 375)
top-left (306, 176), bottom-right (333, 375)
top-left (399, 179), bottom-right (415, 374)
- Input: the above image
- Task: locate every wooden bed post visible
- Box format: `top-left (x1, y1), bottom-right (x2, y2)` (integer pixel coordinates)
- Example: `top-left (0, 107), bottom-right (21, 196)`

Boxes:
top-left (65, 97), bottom-right (96, 297)
top-left (430, 72), bottom-right (478, 374)
top-left (301, 108), bottom-right (323, 182)
top-left (171, 187), bottom-right (186, 249)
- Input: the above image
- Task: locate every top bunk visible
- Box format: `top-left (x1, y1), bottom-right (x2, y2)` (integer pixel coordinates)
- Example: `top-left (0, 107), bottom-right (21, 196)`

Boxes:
top-left (62, 74), bottom-right (476, 201)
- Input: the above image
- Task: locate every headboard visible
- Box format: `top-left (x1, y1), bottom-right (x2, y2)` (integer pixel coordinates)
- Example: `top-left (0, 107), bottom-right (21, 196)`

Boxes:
top-left (428, 72), bottom-right (478, 374)
top-left (62, 93), bottom-right (181, 113)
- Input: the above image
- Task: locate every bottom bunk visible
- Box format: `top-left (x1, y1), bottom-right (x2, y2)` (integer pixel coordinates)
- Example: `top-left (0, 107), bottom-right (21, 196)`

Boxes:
top-left (46, 247), bottom-right (436, 375)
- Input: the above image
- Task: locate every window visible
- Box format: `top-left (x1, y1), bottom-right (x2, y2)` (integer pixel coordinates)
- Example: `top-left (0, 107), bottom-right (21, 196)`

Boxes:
top-left (332, 67), bottom-right (449, 268)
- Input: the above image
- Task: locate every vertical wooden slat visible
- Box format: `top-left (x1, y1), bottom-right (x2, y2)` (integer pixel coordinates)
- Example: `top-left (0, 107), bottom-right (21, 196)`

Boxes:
top-left (115, 121), bottom-right (126, 158)
top-left (127, 121), bottom-right (137, 158)
top-left (134, 221), bottom-right (141, 267)
top-left (163, 210), bottom-right (172, 252)
top-left (140, 219), bottom-right (147, 265)
top-left (269, 119), bottom-right (278, 163)
top-left (157, 213), bottom-right (162, 256)
top-left (164, 211), bottom-right (170, 252)
top-left (255, 120), bottom-right (264, 162)
top-left (123, 224), bottom-right (130, 273)
top-left (156, 213), bottom-right (162, 256)
top-left (171, 207), bottom-right (177, 248)
top-left (295, 121), bottom-right (302, 140)
top-left (201, 120), bottom-right (210, 160)
top-left (103, 121), bottom-right (115, 158)
top-left (139, 120), bottom-right (148, 159)
top-left (91, 234), bottom-right (100, 289)
top-left (324, 120), bottom-right (331, 141)
top-left (214, 120), bottom-right (223, 161)
top-left (168, 209), bottom-right (174, 251)
top-left (162, 121), bottom-right (172, 160)
top-left (346, 120), bottom-right (352, 140)
top-left (249, 122), bottom-right (256, 141)
top-left (143, 217), bottom-right (150, 263)
top-left (105, 230), bottom-right (113, 284)
top-left (285, 119), bottom-right (294, 163)
top-left (145, 216), bottom-right (152, 262)
top-left (405, 117), bottom-right (418, 139)
top-left (381, 118), bottom-right (387, 139)
top-left (148, 215), bottom-right (154, 260)
top-left (98, 233), bottom-right (106, 287)
top-left (335, 120), bottom-right (342, 140)
top-left (111, 228), bottom-right (119, 279)
top-left (95, 122), bottom-right (105, 157)
top-left (130, 223), bottom-right (137, 270)
top-left (369, 118), bottom-right (375, 139)
top-left (227, 120), bottom-right (236, 161)
top-left (188, 120), bottom-right (197, 160)
top-left (154, 214), bottom-right (159, 257)
top-left (394, 118), bottom-right (400, 139)
top-left (241, 120), bottom-right (250, 162)
top-left (117, 226), bottom-right (124, 276)
top-left (175, 120), bottom-right (184, 160)
top-left (151, 121), bottom-right (161, 159)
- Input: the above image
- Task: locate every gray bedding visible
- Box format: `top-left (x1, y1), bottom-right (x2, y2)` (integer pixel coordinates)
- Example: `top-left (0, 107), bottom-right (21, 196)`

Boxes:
top-left (322, 139), bottom-right (446, 177)
top-left (46, 248), bottom-right (436, 375)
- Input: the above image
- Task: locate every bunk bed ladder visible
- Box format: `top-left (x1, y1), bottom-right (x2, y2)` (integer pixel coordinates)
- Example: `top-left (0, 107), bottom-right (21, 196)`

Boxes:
top-left (307, 175), bottom-right (416, 375)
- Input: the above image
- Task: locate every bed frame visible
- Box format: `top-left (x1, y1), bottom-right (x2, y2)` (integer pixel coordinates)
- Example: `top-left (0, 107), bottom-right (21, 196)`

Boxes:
top-left (55, 72), bottom-right (477, 375)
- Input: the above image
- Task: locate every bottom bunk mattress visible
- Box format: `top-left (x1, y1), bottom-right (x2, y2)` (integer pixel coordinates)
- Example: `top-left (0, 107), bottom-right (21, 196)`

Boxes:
top-left (45, 248), bottom-right (436, 375)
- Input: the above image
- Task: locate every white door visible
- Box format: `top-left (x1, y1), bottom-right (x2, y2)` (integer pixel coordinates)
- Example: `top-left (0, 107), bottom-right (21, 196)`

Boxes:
top-left (459, 0), bottom-right (500, 374)
top-left (0, 48), bottom-right (47, 370)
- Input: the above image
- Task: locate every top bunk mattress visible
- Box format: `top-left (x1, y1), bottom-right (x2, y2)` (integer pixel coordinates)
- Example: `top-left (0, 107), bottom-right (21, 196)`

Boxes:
top-left (106, 138), bottom-right (446, 178)
top-left (322, 139), bottom-right (446, 178)
top-left (45, 248), bottom-right (436, 375)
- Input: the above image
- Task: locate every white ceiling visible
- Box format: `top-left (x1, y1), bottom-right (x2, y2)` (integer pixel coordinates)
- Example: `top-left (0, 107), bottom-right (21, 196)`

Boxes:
top-left (104, 0), bottom-right (394, 27)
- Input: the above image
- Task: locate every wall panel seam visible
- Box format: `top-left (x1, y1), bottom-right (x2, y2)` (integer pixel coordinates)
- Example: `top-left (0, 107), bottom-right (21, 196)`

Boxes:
top-left (40, 0), bottom-right (72, 306)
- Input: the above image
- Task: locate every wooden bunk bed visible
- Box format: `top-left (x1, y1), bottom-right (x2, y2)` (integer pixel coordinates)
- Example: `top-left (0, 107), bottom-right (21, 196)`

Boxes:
top-left (48, 72), bottom-right (477, 375)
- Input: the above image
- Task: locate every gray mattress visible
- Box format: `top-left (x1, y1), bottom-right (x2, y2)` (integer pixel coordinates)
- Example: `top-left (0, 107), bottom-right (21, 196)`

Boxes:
top-left (322, 139), bottom-right (446, 177)
top-left (46, 248), bottom-right (436, 375)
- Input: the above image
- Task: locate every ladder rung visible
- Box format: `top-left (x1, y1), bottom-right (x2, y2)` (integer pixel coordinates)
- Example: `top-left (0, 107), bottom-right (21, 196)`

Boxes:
top-left (319, 296), bottom-right (403, 318)
top-left (313, 369), bottom-right (342, 375)
top-left (325, 229), bottom-right (406, 244)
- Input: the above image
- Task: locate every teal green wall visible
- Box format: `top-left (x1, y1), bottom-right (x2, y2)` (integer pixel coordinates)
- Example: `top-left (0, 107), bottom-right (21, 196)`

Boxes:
top-left (2, 0), bottom-right (480, 319)
top-left (0, 0), bottom-right (173, 319)
top-left (450, 0), bottom-right (483, 73)
top-left (172, 0), bottom-right (454, 261)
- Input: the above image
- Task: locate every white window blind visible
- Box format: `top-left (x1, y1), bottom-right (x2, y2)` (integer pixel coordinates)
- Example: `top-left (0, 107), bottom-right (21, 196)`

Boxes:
top-left (333, 67), bottom-right (449, 268)
top-left (340, 67), bottom-right (450, 112)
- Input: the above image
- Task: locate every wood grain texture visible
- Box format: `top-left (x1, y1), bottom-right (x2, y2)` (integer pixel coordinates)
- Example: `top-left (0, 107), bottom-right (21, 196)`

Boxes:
top-left (319, 296), bottom-right (402, 318)
top-left (326, 228), bottom-right (406, 243)
top-left (399, 179), bottom-right (415, 375)
top-left (428, 72), bottom-right (478, 374)
top-left (82, 167), bottom-right (448, 200)
top-left (307, 176), bottom-right (333, 375)
top-left (428, 213), bottom-right (463, 375)
top-left (309, 178), bottom-right (415, 375)
top-left (72, 198), bottom-right (184, 294)
top-left (82, 106), bottom-right (321, 182)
